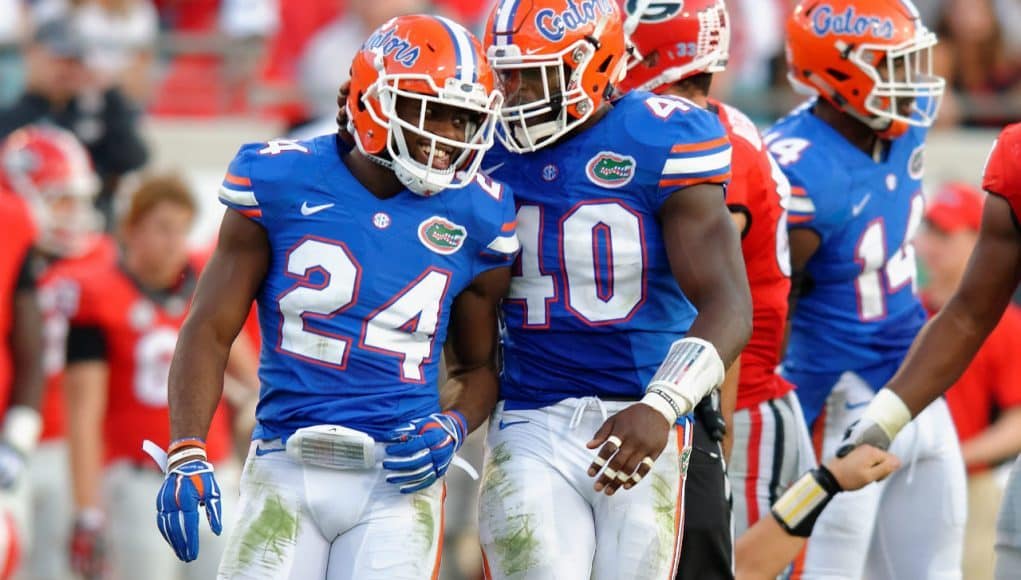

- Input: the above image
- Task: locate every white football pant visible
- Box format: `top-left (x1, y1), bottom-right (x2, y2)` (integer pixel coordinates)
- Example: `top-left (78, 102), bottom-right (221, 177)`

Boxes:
top-left (217, 440), bottom-right (444, 580)
top-left (995, 456), bottom-right (1021, 580)
top-left (792, 371), bottom-right (966, 579)
top-left (25, 440), bottom-right (73, 580)
top-left (729, 391), bottom-right (815, 538)
top-left (479, 398), bottom-right (693, 580)
top-left (103, 460), bottom-right (238, 580)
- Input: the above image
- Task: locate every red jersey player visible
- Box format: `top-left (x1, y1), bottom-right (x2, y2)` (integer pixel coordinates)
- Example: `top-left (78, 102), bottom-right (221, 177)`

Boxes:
top-left (618, 2), bottom-right (814, 573)
top-left (0, 125), bottom-right (114, 580)
top-left (63, 175), bottom-right (236, 580)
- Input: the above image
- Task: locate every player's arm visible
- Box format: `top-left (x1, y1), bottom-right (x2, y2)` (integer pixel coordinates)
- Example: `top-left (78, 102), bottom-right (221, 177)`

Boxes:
top-left (734, 445), bottom-right (900, 579)
top-left (168, 209), bottom-right (268, 449)
top-left (587, 183), bottom-right (752, 495)
top-left (841, 195), bottom-right (1021, 454)
top-left (441, 266), bottom-right (511, 432)
top-left (3, 248), bottom-right (45, 476)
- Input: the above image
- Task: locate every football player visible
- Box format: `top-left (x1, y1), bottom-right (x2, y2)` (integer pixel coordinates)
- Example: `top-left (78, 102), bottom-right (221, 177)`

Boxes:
top-left (478, 1), bottom-right (752, 578)
top-left (0, 125), bottom-right (114, 580)
top-left (839, 124), bottom-right (1021, 579)
top-left (767, 1), bottom-right (963, 577)
top-left (64, 174), bottom-right (240, 580)
top-left (162, 15), bottom-right (518, 580)
top-left (0, 135), bottom-right (44, 580)
top-left (620, 2), bottom-right (815, 575)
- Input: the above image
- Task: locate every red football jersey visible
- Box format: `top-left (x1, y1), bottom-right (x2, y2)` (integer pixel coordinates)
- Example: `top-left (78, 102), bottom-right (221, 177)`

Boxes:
top-left (983, 123), bottom-right (1021, 221)
top-left (67, 258), bottom-right (231, 465)
top-left (713, 100), bottom-right (794, 410)
top-left (0, 193), bottom-right (37, 409)
top-left (38, 236), bottom-right (118, 441)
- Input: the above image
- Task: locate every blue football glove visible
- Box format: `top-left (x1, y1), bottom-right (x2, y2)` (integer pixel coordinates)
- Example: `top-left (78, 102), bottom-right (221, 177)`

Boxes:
top-left (155, 439), bottom-right (222, 562)
top-left (383, 410), bottom-right (467, 494)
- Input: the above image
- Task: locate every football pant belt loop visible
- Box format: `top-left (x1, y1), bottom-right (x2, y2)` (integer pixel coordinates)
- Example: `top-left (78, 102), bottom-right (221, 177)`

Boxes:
top-left (286, 424), bottom-right (479, 480)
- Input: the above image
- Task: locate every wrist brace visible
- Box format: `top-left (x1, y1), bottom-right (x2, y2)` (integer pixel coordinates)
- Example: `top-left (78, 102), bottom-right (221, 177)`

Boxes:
top-left (771, 464), bottom-right (843, 537)
top-left (642, 337), bottom-right (725, 425)
top-left (863, 389), bottom-right (912, 442)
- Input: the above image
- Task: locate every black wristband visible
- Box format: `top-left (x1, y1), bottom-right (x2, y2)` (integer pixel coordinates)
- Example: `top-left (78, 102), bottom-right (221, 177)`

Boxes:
top-left (771, 465), bottom-right (844, 537)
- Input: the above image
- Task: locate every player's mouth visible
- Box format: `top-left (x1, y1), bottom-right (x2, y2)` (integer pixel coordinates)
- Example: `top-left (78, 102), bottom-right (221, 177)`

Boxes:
top-left (417, 140), bottom-right (455, 170)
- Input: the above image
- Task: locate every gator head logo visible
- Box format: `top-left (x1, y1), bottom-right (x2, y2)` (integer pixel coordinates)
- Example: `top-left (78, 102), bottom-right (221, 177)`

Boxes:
top-left (418, 216), bottom-right (468, 255)
top-left (586, 151), bottom-right (637, 188)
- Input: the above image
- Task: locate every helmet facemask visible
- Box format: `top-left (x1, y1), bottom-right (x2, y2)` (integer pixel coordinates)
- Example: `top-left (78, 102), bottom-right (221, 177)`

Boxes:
top-left (852, 29), bottom-right (944, 135)
top-left (355, 57), bottom-right (503, 196)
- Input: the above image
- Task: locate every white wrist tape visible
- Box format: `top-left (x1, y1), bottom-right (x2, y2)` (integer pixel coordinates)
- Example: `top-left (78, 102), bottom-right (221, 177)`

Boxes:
top-left (641, 337), bottom-right (725, 425)
top-left (2, 406), bottom-right (42, 456)
top-left (863, 389), bottom-right (912, 441)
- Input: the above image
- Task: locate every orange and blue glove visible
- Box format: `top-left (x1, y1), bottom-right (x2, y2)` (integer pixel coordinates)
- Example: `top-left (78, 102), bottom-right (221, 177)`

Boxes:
top-left (155, 438), bottom-right (222, 562)
top-left (383, 411), bottom-right (467, 494)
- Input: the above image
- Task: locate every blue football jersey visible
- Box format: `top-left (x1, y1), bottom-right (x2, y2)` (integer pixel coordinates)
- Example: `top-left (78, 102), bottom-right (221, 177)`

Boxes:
top-left (766, 101), bottom-right (929, 424)
top-left (488, 91), bottom-right (732, 409)
top-left (218, 135), bottom-right (519, 440)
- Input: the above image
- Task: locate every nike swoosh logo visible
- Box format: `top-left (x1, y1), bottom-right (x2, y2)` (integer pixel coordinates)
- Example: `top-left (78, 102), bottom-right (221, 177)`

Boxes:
top-left (254, 446), bottom-right (284, 456)
top-left (498, 419), bottom-right (529, 430)
top-left (844, 400), bottom-right (871, 410)
top-left (483, 162), bottom-right (506, 175)
top-left (301, 201), bottom-right (335, 216)
top-left (851, 193), bottom-right (872, 217)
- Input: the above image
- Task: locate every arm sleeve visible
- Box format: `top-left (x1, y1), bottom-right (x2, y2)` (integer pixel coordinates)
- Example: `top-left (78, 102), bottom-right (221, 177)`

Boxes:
top-left (65, 324), bottom-right (107, 363)
top-left (473, 177), bottom-right (520, 277)
top-left (218, 143), bottom-right (267, 225)
top-left (652, 106), bottom-right (732, 209)
top-left (14, 248), bottom-right (37, 292)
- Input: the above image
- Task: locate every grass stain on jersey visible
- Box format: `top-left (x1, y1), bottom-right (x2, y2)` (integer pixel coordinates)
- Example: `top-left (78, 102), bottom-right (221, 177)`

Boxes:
top-left (237, 493), bottom-right (299, 572)
top-left (413, 495), bottom-right (436, 554)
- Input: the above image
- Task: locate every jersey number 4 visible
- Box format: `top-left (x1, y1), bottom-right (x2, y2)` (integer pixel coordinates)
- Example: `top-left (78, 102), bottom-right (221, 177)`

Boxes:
top-left (508, 201), bottom-right (645, 326)
top-left (277, 238), bottom-right (449, 382)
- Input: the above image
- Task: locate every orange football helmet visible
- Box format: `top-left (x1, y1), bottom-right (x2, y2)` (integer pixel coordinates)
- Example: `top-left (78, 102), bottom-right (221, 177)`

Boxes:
top-left (346, 15), bottom-right (503, 196)
top-left (0, 125), bottom-right (101, 257)
top-left (618, 0), bottom-right (729, 93)
top-left (786, 0), bottom-right (944, 138)
top-left (484, 0), bottom-right (630, 152)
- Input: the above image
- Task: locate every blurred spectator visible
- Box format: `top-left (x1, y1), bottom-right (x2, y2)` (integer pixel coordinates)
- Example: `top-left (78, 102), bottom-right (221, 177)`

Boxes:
top-left (934, 0), bottom-right (1021, 127)
top-left (74, 0), bottom-right (159, 103)
top-left (295, 0), bottom-right (427, 131)
top-left (0, 0), bottom-right (28, 107)
top-left (915, 182), bottom-right (1021, 579)
top-left (0, 17), bottom-right (149, 224)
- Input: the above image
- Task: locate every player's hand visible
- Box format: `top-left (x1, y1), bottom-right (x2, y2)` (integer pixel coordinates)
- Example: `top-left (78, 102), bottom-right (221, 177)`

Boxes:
top-left (155, 439), bottom-right (223, 562)
top-left (824, 444), bottom-right (901, 491)
top-left (836, 417), bottom-right (893, 458)
top-left (383, 411), bottom-right (467, 494)
top-left (70, 509), bottom-right (106, 579)
top-left (336, 80), bottom-right (353, 144)
top-left (586, 403), bottom-right (671, 496)
top-left (0, 443), bottom-right (26, 489)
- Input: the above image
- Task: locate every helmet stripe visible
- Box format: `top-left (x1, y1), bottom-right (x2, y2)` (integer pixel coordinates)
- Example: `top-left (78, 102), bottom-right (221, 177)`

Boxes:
top-left (494, 0), bottom-right (521, 46)
top-left (436, 16), bottom-right (477, 83)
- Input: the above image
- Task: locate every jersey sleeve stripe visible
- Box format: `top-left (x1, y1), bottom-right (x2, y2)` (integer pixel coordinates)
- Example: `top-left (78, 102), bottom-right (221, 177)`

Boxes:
top-left (486, 235), bottom-right (521, 255)
top-left (658, 173), bottom-right (731, 188)
top-left (788, 214), bottom-right (813, 224)
top-left (218, 185), bottom-right (259, 207)
top-left (224, 173), bottom-right (252, 187)
top-left (500, 220), bottom-right (517, 233)
top-left (791, 186), bottom-right (809, 198)
top-left (788, 196), bottom-right (815, 213)
top-left (670, 136), bottom-right (730, 154)
top-left (237, 208), bottom-right (263, 219)
top-left (662, 148), bottom-right (732, 177)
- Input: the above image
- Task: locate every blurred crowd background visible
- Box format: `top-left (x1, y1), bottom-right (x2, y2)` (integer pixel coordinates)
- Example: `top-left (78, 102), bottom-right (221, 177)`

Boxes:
top-left (0, 1), bottom-right (1018, 579)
